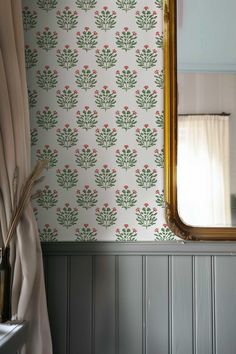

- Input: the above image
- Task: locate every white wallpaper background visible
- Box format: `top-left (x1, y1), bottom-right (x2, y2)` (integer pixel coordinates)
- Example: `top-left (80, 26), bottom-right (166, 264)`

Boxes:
top-left (23, 0), bottom-right (178, 241)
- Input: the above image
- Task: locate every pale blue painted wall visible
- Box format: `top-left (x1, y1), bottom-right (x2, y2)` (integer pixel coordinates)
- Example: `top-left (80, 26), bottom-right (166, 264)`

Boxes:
top-left (177, 0), bottom-right (236, 72)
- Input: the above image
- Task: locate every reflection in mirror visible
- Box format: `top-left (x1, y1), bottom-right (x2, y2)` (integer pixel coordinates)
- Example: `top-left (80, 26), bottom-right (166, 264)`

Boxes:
top-left (176, 0), bottom-right (236, 227)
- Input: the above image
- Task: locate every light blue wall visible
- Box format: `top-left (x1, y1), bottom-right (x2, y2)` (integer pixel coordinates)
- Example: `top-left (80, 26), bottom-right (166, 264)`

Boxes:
top-left (177, 0), bottom-right (236, 72)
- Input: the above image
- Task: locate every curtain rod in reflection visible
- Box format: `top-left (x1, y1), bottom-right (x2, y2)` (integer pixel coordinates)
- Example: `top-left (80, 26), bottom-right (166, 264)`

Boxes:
top-left (179, 112), bottom-right (230, 117)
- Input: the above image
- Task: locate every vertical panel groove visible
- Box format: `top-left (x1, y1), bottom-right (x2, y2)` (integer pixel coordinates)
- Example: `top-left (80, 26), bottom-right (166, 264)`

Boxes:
top-left (94, 256), bottom-right (115, 354)
top-left (142, 256), bottom-right (147, 354)
top-left (92, 256), bottom-right (95, 354)
top-left (192, 256), bottom-right (196, 354)
top-left (115, 256), bottom-right (119, 354)
top-left (168, 256), bottom-right (172, 354)
top-left (67, 256), bottom-right (71, 354)
top-left (211, 256), bottom-right (216, 354)
top-left (118, 256), bottom-right (142, 354)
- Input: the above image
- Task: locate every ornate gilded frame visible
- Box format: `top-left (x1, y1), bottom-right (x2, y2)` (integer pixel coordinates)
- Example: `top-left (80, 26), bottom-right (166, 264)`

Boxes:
top-left (163, 0), bottom-right (236, 240)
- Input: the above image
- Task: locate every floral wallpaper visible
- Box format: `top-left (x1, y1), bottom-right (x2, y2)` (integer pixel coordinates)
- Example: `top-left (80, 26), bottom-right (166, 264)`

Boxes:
top-left (23, 0), bottom-right (177, 242)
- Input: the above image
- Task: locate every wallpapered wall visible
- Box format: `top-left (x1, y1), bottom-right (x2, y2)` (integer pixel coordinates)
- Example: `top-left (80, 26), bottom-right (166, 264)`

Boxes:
top-left (23, 0), bottom-right (178, 242)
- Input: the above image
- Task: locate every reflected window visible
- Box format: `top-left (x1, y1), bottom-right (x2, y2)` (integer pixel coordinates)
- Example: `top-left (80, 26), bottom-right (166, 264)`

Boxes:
top-left (177, 114), bottom-right (231, 227)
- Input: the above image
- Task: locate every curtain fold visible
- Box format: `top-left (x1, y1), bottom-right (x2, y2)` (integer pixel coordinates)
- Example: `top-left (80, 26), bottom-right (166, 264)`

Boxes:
top-left (177, 115), bottom-right (231, 227)
top-left (0, 1), bottom-right (52, 353)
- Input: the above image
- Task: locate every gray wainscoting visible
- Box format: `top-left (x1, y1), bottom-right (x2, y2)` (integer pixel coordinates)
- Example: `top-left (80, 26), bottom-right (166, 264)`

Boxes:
top-left (42, 242), bottom-right (236, 354)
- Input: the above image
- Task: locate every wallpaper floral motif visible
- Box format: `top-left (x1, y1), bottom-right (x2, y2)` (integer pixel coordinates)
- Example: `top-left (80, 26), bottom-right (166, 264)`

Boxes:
top-left (23, 0), bottom-right (177, 241)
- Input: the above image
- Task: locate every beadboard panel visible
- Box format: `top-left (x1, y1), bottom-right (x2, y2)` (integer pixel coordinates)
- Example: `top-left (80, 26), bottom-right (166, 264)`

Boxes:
top-left (171, 256), bottom-right (193, 354)
top-left (146, 256), bottom-right (169, 354)
top-left (118, 256), bottom-right (143, 354)
top-left (94, 256), bottom-right (116, 354)
top-left (46, 256), bottom-right (68, 354)
top-left (215, 257), bottom-right (236, 354)
top-left (195, 256), bottom-right (212, 354)
top-left (42, 242), bottom-right (236, 354)
top-left (69, 256), bottom-right (92, 354)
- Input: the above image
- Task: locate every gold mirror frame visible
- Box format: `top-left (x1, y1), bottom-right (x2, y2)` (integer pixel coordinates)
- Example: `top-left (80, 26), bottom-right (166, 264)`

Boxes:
top-left (164, 0), bottom-right (236, 240)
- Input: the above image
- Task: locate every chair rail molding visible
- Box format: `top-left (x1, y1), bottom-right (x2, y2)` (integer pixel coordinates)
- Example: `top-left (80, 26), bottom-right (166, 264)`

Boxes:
top-left (42, 241), bottom-right (236, 256)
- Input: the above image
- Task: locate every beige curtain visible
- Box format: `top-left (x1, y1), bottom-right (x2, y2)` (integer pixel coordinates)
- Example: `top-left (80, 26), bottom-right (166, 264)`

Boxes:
top-left (0, 1), bottom-right (52, 353)
top-left (177, 115), bottom-right (231, 227)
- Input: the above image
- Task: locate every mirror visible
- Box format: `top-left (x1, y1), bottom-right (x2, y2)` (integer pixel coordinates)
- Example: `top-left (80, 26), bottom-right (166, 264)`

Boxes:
top-left (164, 0), bottom-right (236, 240)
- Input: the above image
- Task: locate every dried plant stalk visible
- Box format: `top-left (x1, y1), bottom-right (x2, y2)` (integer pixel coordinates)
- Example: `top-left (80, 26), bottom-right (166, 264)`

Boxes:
top-left (4, 160), bottom-right (47, 251)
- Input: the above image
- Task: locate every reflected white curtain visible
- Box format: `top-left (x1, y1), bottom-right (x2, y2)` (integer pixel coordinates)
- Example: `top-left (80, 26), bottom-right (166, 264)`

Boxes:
top-left (177, 115), bottom-right (231, 226)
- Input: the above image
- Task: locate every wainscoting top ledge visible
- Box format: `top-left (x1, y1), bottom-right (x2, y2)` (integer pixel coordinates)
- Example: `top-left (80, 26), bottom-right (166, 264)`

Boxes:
top-left (41, 241), bottom-right (236, 256)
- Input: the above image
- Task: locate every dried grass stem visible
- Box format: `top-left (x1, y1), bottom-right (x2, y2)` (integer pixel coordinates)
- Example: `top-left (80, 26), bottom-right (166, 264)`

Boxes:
top-left (4, 160), bottom-right (47, 251)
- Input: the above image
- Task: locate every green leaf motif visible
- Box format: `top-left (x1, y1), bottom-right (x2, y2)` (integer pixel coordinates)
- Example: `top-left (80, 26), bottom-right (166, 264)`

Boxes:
top-left (136, 165), bottom-right (157, 189)
top-left (56, 7), bottom-right (78, 31)
top-left (156, 31), bottom-right (163, 48)
top-left (155, 110), bottom-right (164, 129)
top-left (155, 69), bottom-right (164, 89)
top-left (31, 128), bottom-right (38, 147)
top-left (76, 107), bottom-right (98, 130)
top-left (33, 207), bottom-right (38, 221)
top-left (76, 0), bottom-right (97, 11)
top-left (136, 7), bottom-right (157, 31)
top-left (75, 145), bottom-right (97, 170)
top-left (96, 45), bottom-right (117, 70)
top-left (95, 124), bottom-right (117, 149)
top-left (36, 145), bottom-right (58, 169)
top-left (155, 0), bottom-right (163, 9)
top-left (136, 125), bottom-right (157, 149)
top-left (75, 225), bottom-right (97, 241)
top-left (116, 28), bottom-right (137, 51)
top-left (116, 186), bottom-right (137, 209)
top-left (57, 45), bottom-right (78, 70)
top-left (56, 124), bottom-right (78, 149)
top-left (76, 28), bottom-right (98, 51)
top-left (96, 204), bottom-right (117, 228)
top-left (23, 7), bottom-right (38, 31)
top-left (136, 203), bottom-right (157, 228)
top-left (28, 90), bottom-right (38, 109)
top-left (95, 87), bottom-right (116, 111)
top-left (36, 185), bottom-right (58, 209)
top-left (95, 7), bottom-right (117, 31)
top-left (116, 66), bottom-right (137, 91)
top-left (116, 0), bottom-right (137, 12)
top-left (116, 107), bottom-right (137, 131)
top-left (136, 45), bottom-right (157, 70)
top-left (56, 86), bottom-right (78, 110)
top-left (39, 224), bottom-right (58, 242)
top-left (37, 0), bottom-right (58, 11)
top-left (116, 145), bottom-right (137, 170)
top-left (25, 46), bottom-right (38, 69)
top-left (36, 107), bottom-right (58, 130)
top-left (76, 186), bottom-right (98, 209)
top-left (36, 66), bottom-right (58, 91)
top-left (116, 224), bottom-right (137, 241)
top-left (56, 165), bottom-right (79, 190)
top-left (95, 165), bottom-right (116, 190)
top-left (57, 203), bottom-right (79, 228)
top-left (75, 66), bottom-right (97, 91)
top-left (136, 86), bottom-right (157, 111)
top-left (155, 189), bottom-right (165, 208)
top-left (155, 148), bottom-right (164, 168)
top-left (36, 27), bottom-right (58, 51)
top-left (155, 225), bottom-right (176, 241)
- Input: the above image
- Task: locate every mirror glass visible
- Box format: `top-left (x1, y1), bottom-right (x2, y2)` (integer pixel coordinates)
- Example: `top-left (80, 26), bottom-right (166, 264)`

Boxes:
top-left (176, 0), bottom-right (236, 227)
